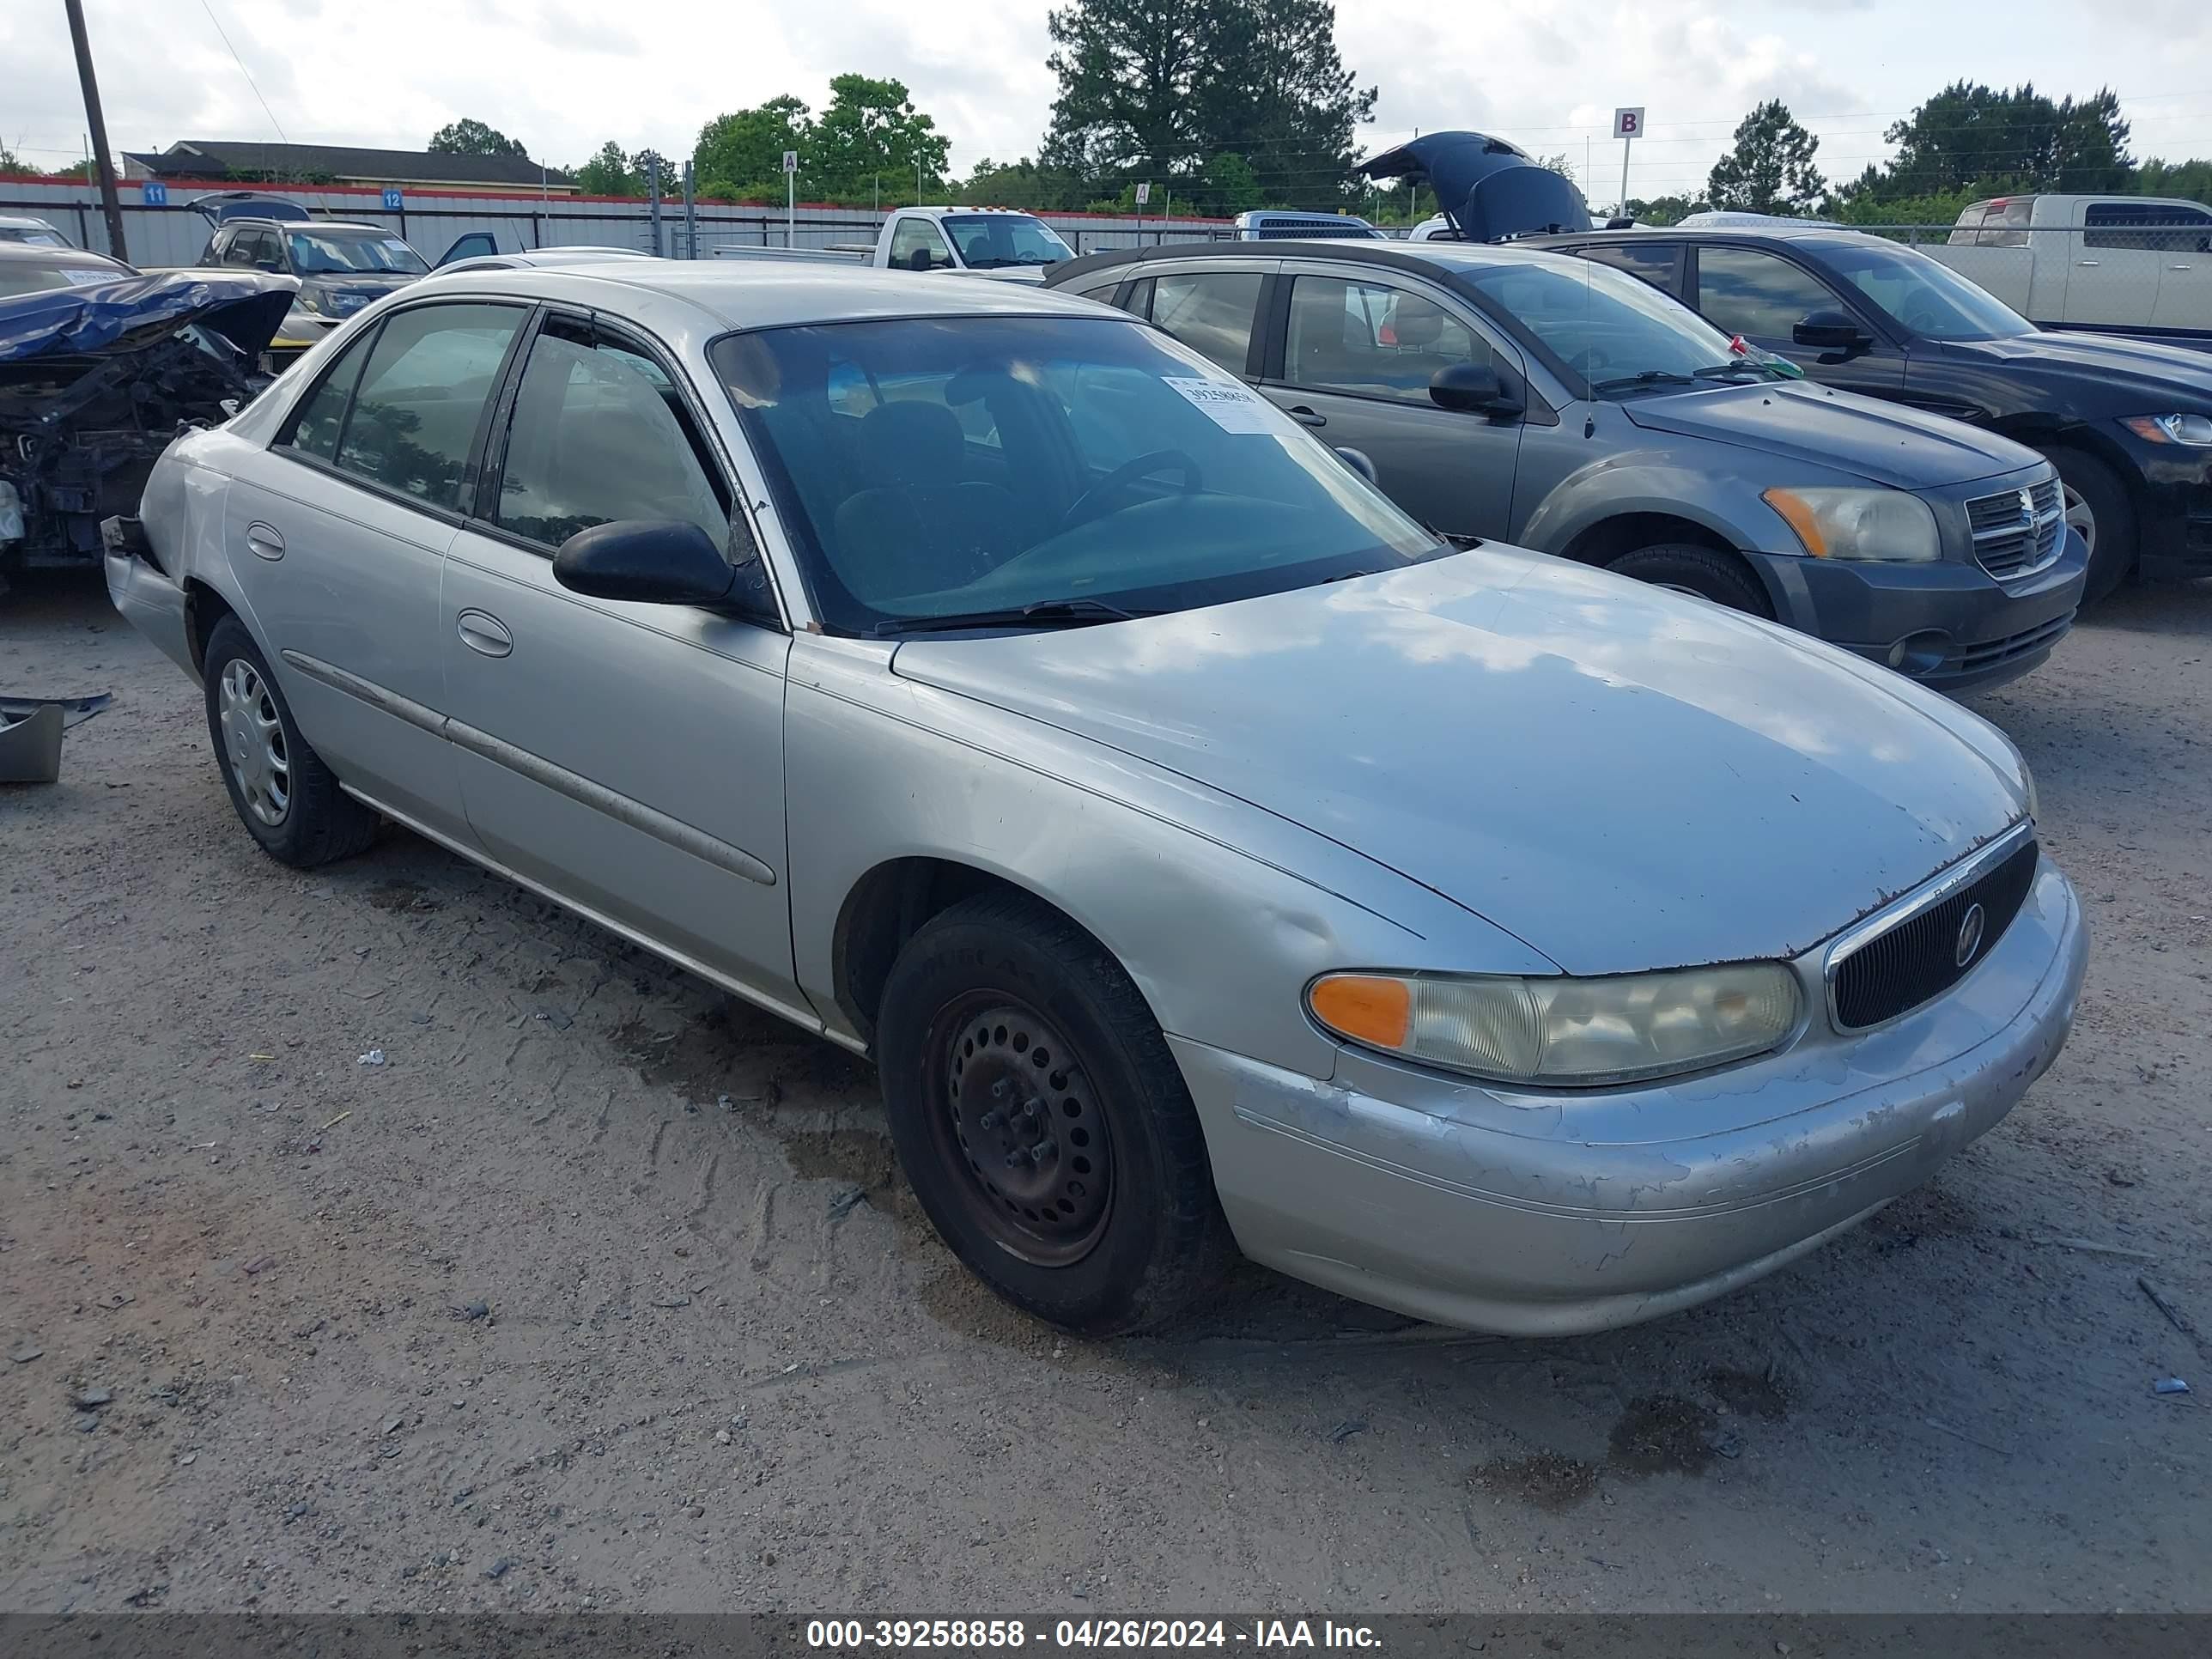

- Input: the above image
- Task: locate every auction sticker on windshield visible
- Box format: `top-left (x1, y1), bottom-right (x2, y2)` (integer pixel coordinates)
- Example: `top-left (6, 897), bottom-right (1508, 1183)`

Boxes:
top-left (1162, 376), bottom-right (1275, 434)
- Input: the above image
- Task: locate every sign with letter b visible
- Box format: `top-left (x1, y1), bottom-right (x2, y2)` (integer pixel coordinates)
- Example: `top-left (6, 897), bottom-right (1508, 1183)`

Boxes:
top-left (1612, 107), bottom-right (1645, 141)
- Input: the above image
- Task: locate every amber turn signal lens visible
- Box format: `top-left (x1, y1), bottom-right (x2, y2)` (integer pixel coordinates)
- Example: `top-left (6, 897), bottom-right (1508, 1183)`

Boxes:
top-left (1308, 974), bottom-right (1412, 1048)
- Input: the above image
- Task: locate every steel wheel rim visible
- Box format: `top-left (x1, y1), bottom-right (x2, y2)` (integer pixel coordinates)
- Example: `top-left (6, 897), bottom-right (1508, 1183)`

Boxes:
top-left (2062, 482), bottom-right (2096, 556)
top-left (929, 994), bottom-right (1113, 1267)
top-left (218, 658), bottom-right (289, 828)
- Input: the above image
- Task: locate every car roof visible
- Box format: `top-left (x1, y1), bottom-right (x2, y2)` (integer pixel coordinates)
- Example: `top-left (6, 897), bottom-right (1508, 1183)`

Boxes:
top-left (402, 258), bottom-right (1116, 333)
top-left (1535, 225), bottom-right (1890, 252)
top-left (0, 214), bottom-right (64, 229)
top-left (434, 247), bottom-right (650, 274)
top-left (1048, 236), bottom-right (1593, 289)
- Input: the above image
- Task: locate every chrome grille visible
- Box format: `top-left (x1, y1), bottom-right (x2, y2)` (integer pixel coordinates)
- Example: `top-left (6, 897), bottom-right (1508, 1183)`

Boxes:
top-left (1828, 833), bottom-right (2040, 1030)
top-left (1966, 477), bottom-right (2065, 580)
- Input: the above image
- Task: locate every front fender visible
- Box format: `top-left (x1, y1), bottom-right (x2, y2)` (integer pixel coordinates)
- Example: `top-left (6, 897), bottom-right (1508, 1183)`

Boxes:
top-left (781, 635), bottom-right (1557, 1077)
top-left (1517, 450), bottom-right (1781, 559)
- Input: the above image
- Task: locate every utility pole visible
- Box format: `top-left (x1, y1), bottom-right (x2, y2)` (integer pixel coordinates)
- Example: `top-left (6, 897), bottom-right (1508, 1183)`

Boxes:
top-left (682, 159), bottom-right (696, 259)
top-left (64, 0), bottom-right (129, 262)
top-left (648, 155), bottom-right (663, 256)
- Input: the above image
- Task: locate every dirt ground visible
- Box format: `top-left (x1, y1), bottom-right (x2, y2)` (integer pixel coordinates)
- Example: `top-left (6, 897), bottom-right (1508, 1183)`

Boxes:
top-left (3, 572), bottom-right (2208, 1616)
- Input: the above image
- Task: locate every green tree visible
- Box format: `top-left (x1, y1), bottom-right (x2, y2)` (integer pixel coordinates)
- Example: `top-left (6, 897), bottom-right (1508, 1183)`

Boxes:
top-left (573, 141), bottom-right (636, 196)
top-left (1706, 100), bottom-right (1826, 215)
top-left (630, 149), bottom-right (674, 197)
top-left (1842, 82), bottom-right (2130, 207)
top-left (428, 118), bottom-right (529, 158)
top-left (2136, 156), bottom-right (2212, 207)
top-left (1624, 194), bottom-right (1706, 227)
top-left (957, 155), bottom-right (1085, 210)
top-left (1200, 150), bottom-right (1263, 214)
top-left (694, 95), bottom-right (814, 199)
top-left (0, 143), bottom-right (21, 173)
top-left (1042, 0), bottom-right (1372, 208)
top-left (813, 74), bottom-right (951, 199)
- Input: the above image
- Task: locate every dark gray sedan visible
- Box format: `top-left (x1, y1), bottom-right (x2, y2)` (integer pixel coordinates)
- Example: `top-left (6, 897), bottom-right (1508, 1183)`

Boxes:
top-left (1048, 240), bottom-right (2088, 693)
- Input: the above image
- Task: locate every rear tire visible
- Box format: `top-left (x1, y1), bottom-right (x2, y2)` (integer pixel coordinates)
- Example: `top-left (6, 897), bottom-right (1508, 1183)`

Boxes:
top-left (875, 890), bottom-right (1231, 1336)
top-left (1606, 543), bottom-right (1775, 617)
top-left (202, 616), bottom-right (380, 868)
top-left (2039, 446), bottom-right (2135, 605)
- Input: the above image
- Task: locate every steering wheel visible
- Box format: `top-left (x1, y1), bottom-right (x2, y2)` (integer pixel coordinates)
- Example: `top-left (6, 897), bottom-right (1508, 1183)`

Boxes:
top-left (1056, 449), bottom-right (1202, 535)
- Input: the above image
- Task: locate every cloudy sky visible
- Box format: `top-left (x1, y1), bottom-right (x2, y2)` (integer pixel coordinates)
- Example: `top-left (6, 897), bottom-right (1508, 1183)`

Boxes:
top-left (6, 0), bottom-right (2211, 206)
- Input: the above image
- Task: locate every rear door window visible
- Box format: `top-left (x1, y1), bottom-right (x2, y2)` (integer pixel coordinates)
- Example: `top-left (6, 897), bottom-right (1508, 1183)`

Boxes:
top-left (1144, 271), bottom-right (1264, 374)
top-left (1692, 246), bottom-right (1842, 339)
top-left (1575, 241), bottom-right (1685, 297)
top-left (331, 303), bottom-right (525, 509)
top-left (2084, 201), bottom-right (2212, 252)
top-left (280, 328), bottom-right (378, 461)
top-left (1284, 275), bottom-right (1488, 403)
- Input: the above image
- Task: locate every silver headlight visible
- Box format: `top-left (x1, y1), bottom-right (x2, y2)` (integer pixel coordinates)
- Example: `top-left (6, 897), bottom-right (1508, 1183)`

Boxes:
top-left (1763, 486), bottom-right (1942, 562)
top-left (2122, 412), bottom-right (2212, 447)
top-left (1308, 963), bottom-right (1802, 1087)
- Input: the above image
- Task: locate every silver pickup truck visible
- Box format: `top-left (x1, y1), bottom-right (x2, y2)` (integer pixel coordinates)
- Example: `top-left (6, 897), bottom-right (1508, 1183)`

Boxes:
top-left (1927, 193), bottom-right (2212, 341)
top-left (711, 206), bottom-right (1073, 284)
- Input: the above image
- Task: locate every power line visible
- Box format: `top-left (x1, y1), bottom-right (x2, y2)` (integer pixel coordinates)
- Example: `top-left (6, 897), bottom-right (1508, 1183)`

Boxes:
top-left (197, 0), bottom-right (289, 145)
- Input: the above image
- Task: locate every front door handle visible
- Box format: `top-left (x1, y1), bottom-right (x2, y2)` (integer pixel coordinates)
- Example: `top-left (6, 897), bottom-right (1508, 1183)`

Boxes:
top-left (1286, 405), bottom-right (1328, 428)
top-left (2075, 259), bottom-right (2100, 267)
top-left (456, 609), bottom-right (513, 659)
top-left (244, 522), bottom-right (285, 561)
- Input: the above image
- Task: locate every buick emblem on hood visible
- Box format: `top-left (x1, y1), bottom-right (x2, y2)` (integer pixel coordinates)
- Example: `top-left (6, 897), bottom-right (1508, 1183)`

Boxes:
top-left (1955, 902), bottom-right (1987, 968)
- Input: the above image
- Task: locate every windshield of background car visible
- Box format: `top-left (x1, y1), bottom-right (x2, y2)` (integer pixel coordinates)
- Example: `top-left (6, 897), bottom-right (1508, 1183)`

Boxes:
top-left (1823, 241), bottom-right (2035, 341)
top-left (0, 258), bottom-right (126, 296)
top-left (286, 229), bottom-right (430, 276)
top-left (708, 314), bottom-right (1443, 635)
top-left (940, 216), bottom-right (1075, 268)
top-left (1462, 258), bottom-right (1747, 395)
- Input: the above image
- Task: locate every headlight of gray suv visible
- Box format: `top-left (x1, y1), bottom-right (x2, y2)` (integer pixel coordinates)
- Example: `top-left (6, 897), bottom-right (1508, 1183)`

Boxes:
top-left (2121, 412), bottom-right (2212, 447)
top-left (1308, 963), bottom-right (1802, 1087)
top-left (1762, 486), bottom-right (1942, 562)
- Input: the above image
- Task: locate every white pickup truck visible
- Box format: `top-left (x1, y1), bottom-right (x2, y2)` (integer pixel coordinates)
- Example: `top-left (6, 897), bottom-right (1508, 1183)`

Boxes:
top-left (1925, 193), bottom-right (2212, 340)
top-left (710, 206), bottom-right (1076, 284)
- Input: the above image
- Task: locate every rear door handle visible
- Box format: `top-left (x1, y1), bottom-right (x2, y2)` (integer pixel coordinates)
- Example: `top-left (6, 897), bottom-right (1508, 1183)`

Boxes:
top-left (2170, 264), bottom-right (2195, 271)
top-left (244, 521), bottom-right (285, 561)
top-left (2075, 259), bottom-right (2100, 267)
top-left (1286, 405), bottom-right (1327, 428)
top-left (456, 609), bottom-right (513, 659)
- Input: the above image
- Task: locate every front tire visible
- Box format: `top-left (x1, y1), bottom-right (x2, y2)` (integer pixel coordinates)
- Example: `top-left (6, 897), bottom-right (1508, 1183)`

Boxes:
top-left (1606, 543), bottom-right (1775, 617)
top-left (2039, 446), bottom-right (2135, 605)
top-left (875, 891), bottom-right (1231, 1335)
top-left (202, 616), bottom-right (379, 868)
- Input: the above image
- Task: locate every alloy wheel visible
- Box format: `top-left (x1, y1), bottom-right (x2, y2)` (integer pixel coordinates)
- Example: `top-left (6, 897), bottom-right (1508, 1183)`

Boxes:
top-left (217, 657), bottom-right (290, 828)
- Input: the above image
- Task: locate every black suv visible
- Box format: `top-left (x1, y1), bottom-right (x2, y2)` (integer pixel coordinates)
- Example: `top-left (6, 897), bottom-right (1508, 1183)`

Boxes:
top-left (197, 216), bottom-right (433, 349)
top-left (1540, 225), bottom-right (2212, 601)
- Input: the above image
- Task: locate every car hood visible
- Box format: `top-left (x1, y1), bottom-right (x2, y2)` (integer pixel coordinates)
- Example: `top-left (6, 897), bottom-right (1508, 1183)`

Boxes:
top-left (1942, 328), bottom-right (2212, 398)
top-left (0, 270), bottom-right (295, 364)
top-left (1619, 380), bottom-right (2035, 489)
top-left (890, 548), bottom-right (2028, 975)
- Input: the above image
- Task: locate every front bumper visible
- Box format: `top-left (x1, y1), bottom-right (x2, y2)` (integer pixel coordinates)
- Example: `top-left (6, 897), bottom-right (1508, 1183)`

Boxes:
top-left (1170, 860), bottom-right (2085, 1336)
top-left (2124, 435), bottom-right (2212, 584)
top-left (1753, 531), bottom-right (2088, 695)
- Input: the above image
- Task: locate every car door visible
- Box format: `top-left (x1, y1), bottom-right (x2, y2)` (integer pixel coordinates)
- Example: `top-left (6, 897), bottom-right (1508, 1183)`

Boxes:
top-left (439, 309), bottom-right (803, 1012)
top-left (228, 299), bottom-right (529, 837)
top-left (1689, 242), bottom-right (1905, 396)
top-left (888, 216), bottom-right (955, 272)
top-left (2144, 204), bottom-right (2212, 332)
top-left (2068, 204), bottom-right (2170, 327)
top-left (1259, 264), bottom-right (1522, 540)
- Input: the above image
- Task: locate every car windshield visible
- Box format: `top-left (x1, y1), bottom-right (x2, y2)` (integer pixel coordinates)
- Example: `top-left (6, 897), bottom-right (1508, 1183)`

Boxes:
top-left (940, 215), bottom-right (1074, 268)
top-left (710, 314), bottom-right (1443, 635)
top-left (1462, 258), bottom-right (1773, 397)
top-left (1822, 241), bottom-right (2035, 341)
top-left (285, 228), bottom-right (429, 276)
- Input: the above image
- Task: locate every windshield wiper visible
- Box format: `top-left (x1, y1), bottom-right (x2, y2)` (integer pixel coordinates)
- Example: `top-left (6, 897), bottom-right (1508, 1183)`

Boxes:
top-left (962, 256), bottom-right (1018, 270)
top-left (1692, 360), bottom-right (1785, 381)
top-left (1591, 370), bottom-right (1696, 395)
top-left (872, 598), bottom-right (1153, 637)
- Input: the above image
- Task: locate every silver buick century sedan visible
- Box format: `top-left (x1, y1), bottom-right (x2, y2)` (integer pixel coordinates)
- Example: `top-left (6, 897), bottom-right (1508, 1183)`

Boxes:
top-left (106, 263), bottom-right (2087, 1336)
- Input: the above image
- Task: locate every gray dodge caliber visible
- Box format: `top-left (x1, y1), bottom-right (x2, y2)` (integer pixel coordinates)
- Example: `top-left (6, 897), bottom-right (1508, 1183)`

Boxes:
top-left (1048, 240), bottom-right (2088, 693)
top-left (106, 262), bottom-right (2087, 1336)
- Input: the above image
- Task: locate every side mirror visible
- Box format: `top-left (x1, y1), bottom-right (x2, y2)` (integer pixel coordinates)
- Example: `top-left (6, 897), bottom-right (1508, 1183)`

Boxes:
top-left (1333, 447), bottom-right (1378, 483)
top-left (553, 520), bottom-right (739, 607)
top-left (1792, 310), bottom-right (1871, 350)
top-left (1430, 361), bottom-right (1522, 416)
